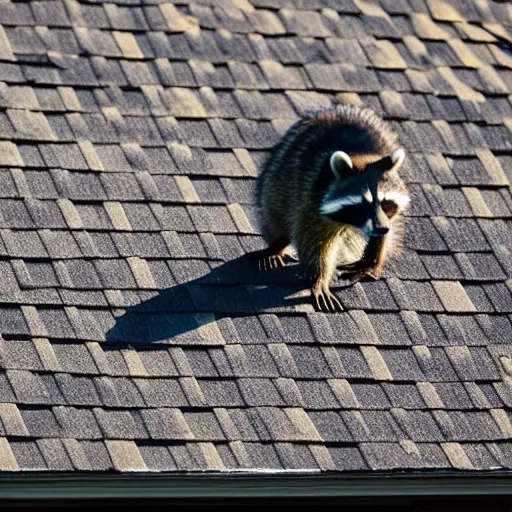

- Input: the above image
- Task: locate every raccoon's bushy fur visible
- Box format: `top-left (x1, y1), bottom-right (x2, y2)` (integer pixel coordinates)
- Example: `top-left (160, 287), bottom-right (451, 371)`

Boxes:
top-left (256, 104), bottom-right (407, 293)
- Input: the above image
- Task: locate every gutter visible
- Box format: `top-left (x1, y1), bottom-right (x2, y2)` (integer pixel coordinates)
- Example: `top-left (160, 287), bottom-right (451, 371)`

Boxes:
top-left (0, 471), bottom-right (512, 500)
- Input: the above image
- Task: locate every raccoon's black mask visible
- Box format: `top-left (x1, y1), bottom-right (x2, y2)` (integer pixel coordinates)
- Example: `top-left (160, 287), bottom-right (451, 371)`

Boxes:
top-left (319, 149), bottom-right (407, 235)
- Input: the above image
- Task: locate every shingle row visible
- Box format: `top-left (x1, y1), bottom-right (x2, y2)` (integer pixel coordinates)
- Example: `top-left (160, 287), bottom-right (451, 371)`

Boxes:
top-left (0, 338), bottom-right (510, 378)
top-left (4, 436), bottom-right (512, 472)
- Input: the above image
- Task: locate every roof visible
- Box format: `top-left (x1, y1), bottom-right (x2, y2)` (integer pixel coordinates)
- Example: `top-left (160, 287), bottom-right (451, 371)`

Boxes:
top-left (0, 0), bottom-right (510, 482)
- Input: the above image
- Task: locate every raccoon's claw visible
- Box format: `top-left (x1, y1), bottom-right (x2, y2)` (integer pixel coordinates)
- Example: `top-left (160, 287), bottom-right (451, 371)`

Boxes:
top-left (259, 253), bottom-right (286, 271)
top-left (312, 286), bottom-right (343, 313)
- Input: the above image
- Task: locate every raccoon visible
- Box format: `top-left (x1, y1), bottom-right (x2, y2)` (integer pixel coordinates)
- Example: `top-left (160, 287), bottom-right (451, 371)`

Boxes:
top-left (254, 104), bottom-right (409, 313)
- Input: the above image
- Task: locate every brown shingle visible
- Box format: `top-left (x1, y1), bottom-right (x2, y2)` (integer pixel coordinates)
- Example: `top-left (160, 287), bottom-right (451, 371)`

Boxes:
top-left (0, 438), bottom-right (19, 471)
top-left (113, 31), bottom-right (144, 60)
top-left (0, 404), bottom-right (29, 436)
top-left (106, 440), bottom-right (147, 471)
top-left (104, 202), bottom-right (132, 231)
top-left (0, 26), bottom-right (15, 61)
top-left (0, 142), bottom-right (24, 167)
top-left (463, 187), bottom-right (493, 217)
top-left (442, 442), bottom-right (473, 469)
top-left (160, 4), bottom-right (198, 32)
top-left (361, 347), bottom-right (393, 381)
top-left (362, 39), bottom-right (407, 69)
top-left (447, 39), bottom-right (484, 68)
top-left (410, 13), bottom-right (451, 40)
top-left (165, 88), bottom-right (207, 118)
top-left (127, 257), bottom-right (156, 289)
top-left (437, 67), bottom-right (486, 102)
top-left (328, 379), bottom-right (359, 408)
top-left (432, 281), bottom-right (477, 313)
top-left (426, 0), bottom-right (465, 22)
top-left (476, 149), bottom-right (509, 186)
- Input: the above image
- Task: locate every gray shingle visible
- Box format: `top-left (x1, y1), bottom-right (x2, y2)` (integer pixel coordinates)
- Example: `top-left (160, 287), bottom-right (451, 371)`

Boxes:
top-left (94, 408), bottom-right (148, 439)
top-left (26, 199), bottom-right (67, 228)
top-left (351, 384), bottom-right (391, 409)
top-left (109, 378), bottom-right (146, 408)
top-left (55, 374), bottom-right (102, 406)
top-left (296, 381), bottom-right (340, 409)
top-left (2, 230), bottom-right (48, 258)
top-left (183, 411), bottom-right (226, 441)
top-left (309, 411), bottom-right (353, 442)
top-left (342, 410), bottom-right (398, 442)
top-left (421, 255), bottom-right (463, 280)
top-left (289, 346), bottom-right (331, 379)
top-left (367, 314), bottom-right (412, 346)
top-left (53, 406), bottom-right (102, 439)
top-left (405, 217), bottom-right (448, 251)
top-left (139, 444), bottom-right (177, 471)
top-left (79, 441), bottom-right (113, 470)
top-left (464, 443), bottom-right (500, 470)
top-left (20, 407), bottom-right (61, 437)
top-left (0, 200), bottom-right (33, 228)
top-left (328, 446), bottom-right (368, 471)
top-left (10, 441), bottom-right (47, 470)
top-left (40, 230), bottom-right (83, 259)
top-left (135, 378), bottom-right (188, 407)
top-left (433, 217), bottom-right (491, 252)
top-left (379, 349), bottom-right (425, 381)
top-left (8, 370), bottom-right (53, 405)
top-left (137, 348), bottom-right (179, 377)
top-left (274, 443), bottom-right (320, 471)
top-left (37, 439), bottom-right (74, 470)
top-left (413, 346), bottom-right (458, 381)
top-left (433, 411), bottom-right (504, 441)
top-left (383, 383), bottom-right (426, 409)
top-left (437, 315), bottom-right (489, 347)
top-left (52, 343), bottom-right (98, 374)
top-left (140, 409), bottom-right (194, 440)
top-left (3, 339), bottom-right (43, 371)
top-left (332, 348), bottom-right (373, 379)
top-left (0, 307), bottom-right (28, 335)
top-left (482, 283), bottom-right (512, 313)
top-left (199, 380), bottom-right (245, 407)
top-left (433, 383), bottom-right (474, 409)
top-left (361, 442), bottom-right (449, 470)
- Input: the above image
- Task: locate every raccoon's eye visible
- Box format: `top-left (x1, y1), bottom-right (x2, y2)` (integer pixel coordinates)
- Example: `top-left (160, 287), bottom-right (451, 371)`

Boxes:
top-left (381, 199), bottom-right (398, 218)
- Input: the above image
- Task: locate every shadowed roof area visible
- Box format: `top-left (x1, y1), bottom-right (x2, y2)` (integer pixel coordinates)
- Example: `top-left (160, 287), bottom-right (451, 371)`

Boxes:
top-left (0, 0), bottom-right (510, 474)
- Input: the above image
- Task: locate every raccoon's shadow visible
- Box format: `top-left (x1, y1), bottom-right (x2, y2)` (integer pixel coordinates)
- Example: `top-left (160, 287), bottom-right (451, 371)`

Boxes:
top-left (105, 255), bottom-right (321, 344)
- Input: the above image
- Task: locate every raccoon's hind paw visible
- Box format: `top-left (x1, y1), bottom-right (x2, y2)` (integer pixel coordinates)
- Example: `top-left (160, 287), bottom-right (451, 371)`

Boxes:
top-left (312, 283), bottom-right (343, 313)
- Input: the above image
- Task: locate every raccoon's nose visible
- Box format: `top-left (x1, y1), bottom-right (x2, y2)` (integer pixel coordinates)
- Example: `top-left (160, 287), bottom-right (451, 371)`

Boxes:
top-left (371, 206), bottom-right (390, 235)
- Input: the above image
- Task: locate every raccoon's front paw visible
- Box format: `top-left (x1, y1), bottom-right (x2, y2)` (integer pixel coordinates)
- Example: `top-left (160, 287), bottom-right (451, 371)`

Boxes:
top-left (312, 284), bottom-right (343, 313)
top-left (337, 262), bottom-right (381, 283)
top-left (248, 248), bottom-right (298, 271)
top-left (259, 253), bottom-right (298, 271)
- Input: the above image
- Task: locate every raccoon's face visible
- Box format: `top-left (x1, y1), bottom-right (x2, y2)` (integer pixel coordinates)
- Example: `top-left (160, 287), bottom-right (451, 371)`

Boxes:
top-left (319, 149), bottom-right (409, 235)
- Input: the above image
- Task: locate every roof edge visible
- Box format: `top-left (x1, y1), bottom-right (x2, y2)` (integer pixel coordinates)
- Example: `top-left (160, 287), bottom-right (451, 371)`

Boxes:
top-left (1, 472), bottom-right (512, 500)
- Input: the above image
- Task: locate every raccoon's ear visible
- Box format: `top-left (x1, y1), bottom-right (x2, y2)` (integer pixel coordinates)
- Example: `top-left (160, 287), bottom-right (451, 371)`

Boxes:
top-left (330, 151), bottom-right (353, 179)
top-left (368, 148), bottom-right (405, 177)
top-left (390, 148), bottom-right (405, 172)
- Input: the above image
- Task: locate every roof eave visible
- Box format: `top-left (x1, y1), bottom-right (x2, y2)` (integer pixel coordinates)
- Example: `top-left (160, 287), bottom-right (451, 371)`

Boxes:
top-left (1, 471), bottom-right (512, 500)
